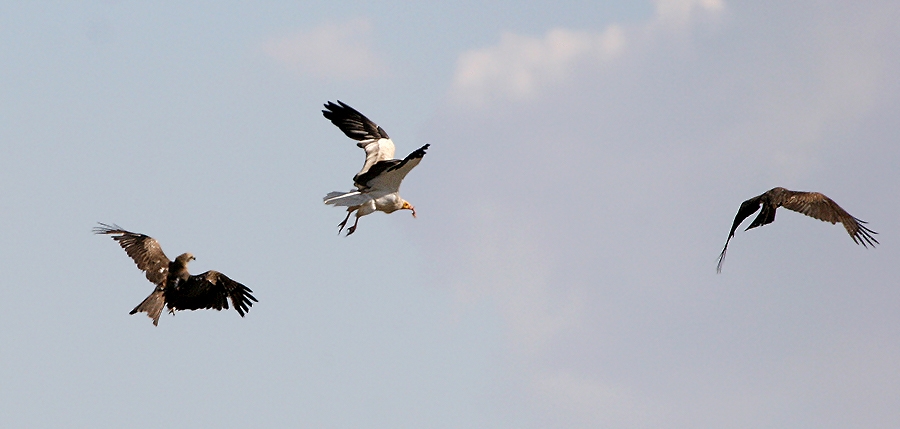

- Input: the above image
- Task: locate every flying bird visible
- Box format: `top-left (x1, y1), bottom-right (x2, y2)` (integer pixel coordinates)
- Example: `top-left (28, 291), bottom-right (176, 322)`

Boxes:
top-left (94, 223), bottom-right (257, 325)
top-left (717, 187), bottom-right (877, 272)
top-left (322, 100), bottom-right (429, 236)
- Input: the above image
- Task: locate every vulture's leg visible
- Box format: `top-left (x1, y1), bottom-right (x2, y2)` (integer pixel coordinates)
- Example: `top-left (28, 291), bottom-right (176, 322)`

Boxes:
top-left (346, 201), bottom-right (374, 236)
top-left (337, 207), bottom-right (357, 234)
top-left (346, 215), bottom-right (362, 236)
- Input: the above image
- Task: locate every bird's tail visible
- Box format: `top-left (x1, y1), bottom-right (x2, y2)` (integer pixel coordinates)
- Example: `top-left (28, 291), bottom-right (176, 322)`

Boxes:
top-left (130, 288), bottom-right (165, 326)
top-left (323, 190), bottom-right (369, 207)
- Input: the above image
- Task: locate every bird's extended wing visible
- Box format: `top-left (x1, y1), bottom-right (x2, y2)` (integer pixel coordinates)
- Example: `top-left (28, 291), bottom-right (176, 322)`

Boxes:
top-left (168, 271), bottom-right (257, 316)
top-left (357, 144), bottom-right (430, 192)
top-left (717, 195), bottom-right (763, 273)
top-left (94, 223), bottom-right (171, 284)
top-left (778, 191), bottom-right (878, 247)
top-left (322, 100), bottom-right (396, 180)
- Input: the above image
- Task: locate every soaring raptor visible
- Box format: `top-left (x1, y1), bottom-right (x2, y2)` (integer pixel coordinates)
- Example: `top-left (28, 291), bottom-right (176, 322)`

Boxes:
top-left (95, 223), bottom-right (257, 325)
top-left (322, 100), bottom-right (429, 236)
top-left (717, 187), bottom-right (877, 272)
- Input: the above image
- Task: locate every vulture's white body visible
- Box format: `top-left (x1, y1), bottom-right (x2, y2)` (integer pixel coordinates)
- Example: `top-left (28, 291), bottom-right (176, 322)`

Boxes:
top-left (321, 101), bottom-right (429, 235)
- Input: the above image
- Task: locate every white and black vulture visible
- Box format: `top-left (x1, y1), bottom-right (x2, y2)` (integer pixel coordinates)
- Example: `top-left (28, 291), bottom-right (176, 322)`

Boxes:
top-left (322, 100), bottom-right (429, 236)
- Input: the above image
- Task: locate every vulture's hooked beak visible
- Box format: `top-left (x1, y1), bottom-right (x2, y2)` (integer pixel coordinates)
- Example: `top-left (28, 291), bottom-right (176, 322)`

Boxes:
top-left (403, 201), bottom-right (417, 218)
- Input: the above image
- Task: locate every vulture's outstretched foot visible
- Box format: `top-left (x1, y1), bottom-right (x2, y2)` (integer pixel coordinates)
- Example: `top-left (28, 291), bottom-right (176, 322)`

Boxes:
top-left (346, 217), bottom-right (361, 236)
top-left (337, 212), bottom-right (354, 234)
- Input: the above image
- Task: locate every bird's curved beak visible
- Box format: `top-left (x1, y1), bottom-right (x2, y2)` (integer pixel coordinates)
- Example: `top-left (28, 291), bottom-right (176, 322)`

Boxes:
top-left (403, 201), bottom-right (417, 218)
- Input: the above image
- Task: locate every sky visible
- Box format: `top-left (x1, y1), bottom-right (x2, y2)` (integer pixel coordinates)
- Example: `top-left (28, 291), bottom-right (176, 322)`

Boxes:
top-left (1, 1), bottom-right (899, 428)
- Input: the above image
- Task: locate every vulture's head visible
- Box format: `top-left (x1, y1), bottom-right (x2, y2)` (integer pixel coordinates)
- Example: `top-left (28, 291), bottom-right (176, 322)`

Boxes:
top-left (401, 200), bottom-right (416, 218)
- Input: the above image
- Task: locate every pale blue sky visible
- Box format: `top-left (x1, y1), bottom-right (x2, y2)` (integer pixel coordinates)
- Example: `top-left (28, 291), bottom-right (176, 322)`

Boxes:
top-left (2, 1), bottom-right (899, 428)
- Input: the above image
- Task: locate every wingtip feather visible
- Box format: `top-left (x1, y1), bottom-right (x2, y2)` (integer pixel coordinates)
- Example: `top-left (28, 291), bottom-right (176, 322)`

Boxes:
top-left (93, 222), bottom-right (125, 235)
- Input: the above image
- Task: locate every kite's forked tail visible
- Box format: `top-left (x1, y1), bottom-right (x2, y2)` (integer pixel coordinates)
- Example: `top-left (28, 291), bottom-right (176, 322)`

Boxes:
top-left (130, 288), bottom-right (165, 326)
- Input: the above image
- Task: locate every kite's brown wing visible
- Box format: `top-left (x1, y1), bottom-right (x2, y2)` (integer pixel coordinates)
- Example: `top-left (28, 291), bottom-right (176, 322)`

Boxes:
top-left (167, 271), bottom-right (257, 317)
top-left (728, 195), bottom-right (765, 237)
top-left (94, 223), bottom-right (171, 284)
top-left (717, 194), bottom-right (764, 273)
top-left (778, 191), bottom-right (878, 247)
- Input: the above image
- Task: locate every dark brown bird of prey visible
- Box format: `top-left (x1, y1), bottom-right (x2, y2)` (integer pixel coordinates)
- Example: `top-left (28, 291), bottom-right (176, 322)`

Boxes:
top-left (95, 223), bottom-right (257, 325)
top-left (717, 187), bottom-right (877, 272)
top-left (322, 100), bottom-right (429, 236)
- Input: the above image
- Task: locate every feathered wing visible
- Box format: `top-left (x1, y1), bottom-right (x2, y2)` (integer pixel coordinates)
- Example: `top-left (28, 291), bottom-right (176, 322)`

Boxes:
top-left (322, 100), bottom-right (395, 181)
top-left (777, 191), bottom-right (879, 247)
top-left (94, 223), bottom-right (171, 285)
top-left (359, 144), bottom-right (430, 192)
top-left (717, 195), bottom-right (764, 273)
top-left (717, 188), bottom-right (879, 272)
top-left (167, 271), bottom-right (257, 317)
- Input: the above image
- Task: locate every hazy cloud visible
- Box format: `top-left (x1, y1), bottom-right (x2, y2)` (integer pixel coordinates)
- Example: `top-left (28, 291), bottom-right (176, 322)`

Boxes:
top-left (263, 19), bottom-right (387, 81)
top-left (452, 26), bottom-right (625, 105)
top-left (654, 0), bottom-right (725, 27)
top-left (527, 371), bottom-right (654, 428)
top-left (450, 0), bottom-right (725, 105)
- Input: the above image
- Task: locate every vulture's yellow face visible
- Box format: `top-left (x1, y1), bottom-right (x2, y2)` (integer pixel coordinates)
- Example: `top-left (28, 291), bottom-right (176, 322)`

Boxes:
top-left (401, 201), bottom-right (417, 218)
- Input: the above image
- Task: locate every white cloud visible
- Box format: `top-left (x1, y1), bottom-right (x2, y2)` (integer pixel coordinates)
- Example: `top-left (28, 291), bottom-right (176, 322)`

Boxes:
top-left (262, 19), bottom-right (387, 81)
top-left (452, 26), bottom-right (625, 105)
top-left (654, 0), bottom-right (725, 27)
top-left (450, 0), bottom-right (725, 106)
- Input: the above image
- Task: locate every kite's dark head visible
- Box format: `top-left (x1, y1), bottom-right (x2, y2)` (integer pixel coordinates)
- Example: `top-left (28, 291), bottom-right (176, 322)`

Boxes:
top-left (175, 253), bottom-right (196, 265)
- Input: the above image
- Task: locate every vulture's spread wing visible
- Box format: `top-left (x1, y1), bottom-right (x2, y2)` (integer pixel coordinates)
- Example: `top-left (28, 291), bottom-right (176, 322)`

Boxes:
top-left (778, 191), bottom-right (878, 247)
top-left (359, 144), bottom-right (430, 193)
top-left (168, 271), bottom-right (257, 316)
top-left (94, 223), bottom-right (171, 285)
top-left (322, 100), bottom-right (396, 181)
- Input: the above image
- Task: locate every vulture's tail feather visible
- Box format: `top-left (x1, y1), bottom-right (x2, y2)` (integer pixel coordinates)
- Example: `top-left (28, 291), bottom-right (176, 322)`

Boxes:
top-left (324, 191), bottom-right (369, 207)
top-left (130, 289), bottom-right (165, 326)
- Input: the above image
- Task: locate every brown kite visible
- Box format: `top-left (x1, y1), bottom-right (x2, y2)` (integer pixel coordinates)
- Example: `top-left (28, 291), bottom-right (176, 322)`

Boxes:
top-left (95, 223), bottom-right (257, 325)
top-left (717, 187), bottom-right (877, 272)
